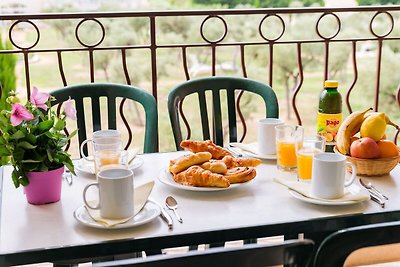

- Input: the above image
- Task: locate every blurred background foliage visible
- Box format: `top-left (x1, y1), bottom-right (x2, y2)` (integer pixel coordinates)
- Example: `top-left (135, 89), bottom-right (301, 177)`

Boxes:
top-left (1, 0), bottom-right (399, 154)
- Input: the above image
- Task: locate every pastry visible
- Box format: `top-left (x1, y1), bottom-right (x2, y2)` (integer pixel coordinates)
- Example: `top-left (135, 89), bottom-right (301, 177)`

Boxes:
top-left (224, 166), bottom-right (256, 184)
top-left (180, 140), bottom-right (232, 159)
top-left (169, 152), bottom-right (212, 174)
top-left (200, 160), bottom-right (228, 174)
top-left (222, 156), bottom-right (262, 168)
top-left (173, 166), bottom-right (230, 188)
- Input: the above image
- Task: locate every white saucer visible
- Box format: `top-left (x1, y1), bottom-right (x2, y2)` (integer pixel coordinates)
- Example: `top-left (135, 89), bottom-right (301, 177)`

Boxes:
top-left (288, 189), bottom-right (369, 206)
top-left (73, 201), bottom-right (160, 229)
top-left (75, 157), bottom-right (144, 178)
top-left (230, 142), bottom-right (276, 160)
top-left (158, 168), bottom-right (250, 192)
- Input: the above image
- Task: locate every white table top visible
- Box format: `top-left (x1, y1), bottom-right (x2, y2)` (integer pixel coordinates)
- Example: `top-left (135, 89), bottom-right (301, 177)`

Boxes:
top-left (1, 151), bottom-right (400, 264)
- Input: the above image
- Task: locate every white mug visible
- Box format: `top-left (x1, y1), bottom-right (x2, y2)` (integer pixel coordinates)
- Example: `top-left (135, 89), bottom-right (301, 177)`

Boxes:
top-left (258, 118), bottom-right (284, 155)
top-left (83, 168), bottom-right (134, 219)
top-left (311, 153), bottom-right (357, 199)
top-left (80, 130), bottom-right (121, 161)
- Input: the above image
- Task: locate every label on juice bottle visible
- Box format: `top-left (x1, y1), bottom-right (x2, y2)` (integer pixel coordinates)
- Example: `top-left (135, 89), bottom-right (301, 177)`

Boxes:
top-left (317, 112), bottom-right (342, 145)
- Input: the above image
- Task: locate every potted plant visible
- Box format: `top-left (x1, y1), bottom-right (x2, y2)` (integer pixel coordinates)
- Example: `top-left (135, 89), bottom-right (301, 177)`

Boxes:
top-left (0, 87), bottom-right (77, 204)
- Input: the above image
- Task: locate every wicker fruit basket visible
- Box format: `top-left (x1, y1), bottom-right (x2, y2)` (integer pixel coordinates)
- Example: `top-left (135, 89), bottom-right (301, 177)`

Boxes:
top-left (333, 147), bottom-right (400, 177)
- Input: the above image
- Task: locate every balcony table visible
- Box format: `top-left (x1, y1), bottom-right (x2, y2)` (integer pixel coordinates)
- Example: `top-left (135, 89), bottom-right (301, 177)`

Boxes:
top-left (0, 151), bottom-right (400, 266)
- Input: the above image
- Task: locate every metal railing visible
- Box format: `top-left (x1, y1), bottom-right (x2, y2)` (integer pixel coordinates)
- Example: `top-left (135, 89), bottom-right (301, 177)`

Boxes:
top-left (1, 6), bottom-right (399, 149)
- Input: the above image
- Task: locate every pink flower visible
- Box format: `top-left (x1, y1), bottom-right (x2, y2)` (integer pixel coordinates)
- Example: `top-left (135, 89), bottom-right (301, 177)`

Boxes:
top-left (30, 86), bottom-right (49, 111)
top-left (10, 103), bottom-right (34, 126)
top-left (64, 97), bottom-right (76, 120)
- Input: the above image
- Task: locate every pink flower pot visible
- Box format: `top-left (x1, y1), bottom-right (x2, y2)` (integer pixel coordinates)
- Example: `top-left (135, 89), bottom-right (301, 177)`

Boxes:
top-left (24, 166), bottom-right (64, 205)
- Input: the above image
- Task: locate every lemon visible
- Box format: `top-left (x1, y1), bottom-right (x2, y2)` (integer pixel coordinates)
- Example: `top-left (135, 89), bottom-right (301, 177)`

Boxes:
top-left (360, 112), bottom-right (387, 141)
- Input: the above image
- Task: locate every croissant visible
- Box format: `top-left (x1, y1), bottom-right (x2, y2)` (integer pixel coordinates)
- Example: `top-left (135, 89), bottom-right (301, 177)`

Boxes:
top-left (224, 166), bottom-right (256, 184)
top-left (169, 152), bottom-right (212, 175)
top-left (222, 156), bottom-right (262, 168)
top-left (200, 160), bottom-right (228, 174)
top-left (173, 166), bottom-right (230, 188)
top-left (180, 140), bottom-right (232, 159)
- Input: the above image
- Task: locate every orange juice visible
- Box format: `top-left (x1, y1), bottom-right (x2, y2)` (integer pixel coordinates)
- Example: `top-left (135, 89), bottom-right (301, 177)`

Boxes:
top-left (276, 141), bottom-right (297, 170)
top-left (297, 149), bottom-right (323, 180)
top-left (95, 151), bottom-right (121, 172)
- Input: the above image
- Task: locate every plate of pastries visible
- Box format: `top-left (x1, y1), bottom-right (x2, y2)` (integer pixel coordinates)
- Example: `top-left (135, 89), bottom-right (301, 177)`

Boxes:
top-left (158, 140), bottom-right (262, 191)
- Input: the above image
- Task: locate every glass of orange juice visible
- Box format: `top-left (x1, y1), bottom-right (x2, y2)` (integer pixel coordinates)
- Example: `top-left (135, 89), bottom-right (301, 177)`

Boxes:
top-left (296, 135), bottom-right (326, 181)
top-left (94, 150), bottom-right (128, 174)
top-left (275, 125), bottom-right (304, 171)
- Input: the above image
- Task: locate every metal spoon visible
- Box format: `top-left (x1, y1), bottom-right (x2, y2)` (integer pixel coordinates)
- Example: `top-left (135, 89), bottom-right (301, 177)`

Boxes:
top-left (359, 179), bottom-right (389, 200)
top-left (165, 196), bottom-right (183, 223)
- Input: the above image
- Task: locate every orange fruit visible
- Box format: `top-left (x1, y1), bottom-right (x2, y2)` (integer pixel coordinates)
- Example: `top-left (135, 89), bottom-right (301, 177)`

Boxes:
top-left (377, 140), bottom-right (400, 158)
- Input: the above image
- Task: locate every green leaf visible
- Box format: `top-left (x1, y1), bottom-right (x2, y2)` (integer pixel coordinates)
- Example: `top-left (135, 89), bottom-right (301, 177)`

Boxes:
top-left (20, 175), bottom-right (29, 186)
top-left (0, 136), bottom-right (6, 144)
top-left (47, 149), bottom-right (53, 162)
top-left (66, 129), bottom-right (78, 141)
top-left (0, 145), bottom-right (10, 156)
top-left (37, 120), bottom-right (54, 132)
top-left (12, 170), bottom-right (20, 188)
top-left (54, 119), bottom-right (65, 131)
top-left (26, 133), bottom-right (36, 144)
top-left (63, 157), bottom-right (75, 176)
top-left (17, 141), bottom-right (36, 149)
top-left (10, 130), bottom-right (25, 140)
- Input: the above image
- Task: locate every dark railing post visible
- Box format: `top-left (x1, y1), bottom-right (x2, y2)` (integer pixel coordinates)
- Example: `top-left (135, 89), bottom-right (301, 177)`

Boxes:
top-left (149, 16), bottom-right (159, 151)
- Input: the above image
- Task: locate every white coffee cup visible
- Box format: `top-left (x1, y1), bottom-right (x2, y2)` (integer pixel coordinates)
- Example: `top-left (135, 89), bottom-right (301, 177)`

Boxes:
top-left (80, 130), bottom-right (121, 161)
top-left (258, 118), bottom-right (284, 155)
top-left (83, 168), bottom-right (134, 219)
top-left (310, 153), bottom-right (357, 199)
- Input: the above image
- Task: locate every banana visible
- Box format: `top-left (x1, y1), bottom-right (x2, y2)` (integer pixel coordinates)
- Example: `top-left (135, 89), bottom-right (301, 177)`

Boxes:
top-left (364, 111), bottom-right (399, 129)
top-left (336, 107), bottom-right (372, 155)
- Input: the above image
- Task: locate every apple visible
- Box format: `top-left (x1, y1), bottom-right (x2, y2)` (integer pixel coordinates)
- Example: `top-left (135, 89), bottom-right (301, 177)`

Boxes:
top-left (350, 136), bottom-right (359, 145)
top-left (350, 137), bottom-right (380, 159)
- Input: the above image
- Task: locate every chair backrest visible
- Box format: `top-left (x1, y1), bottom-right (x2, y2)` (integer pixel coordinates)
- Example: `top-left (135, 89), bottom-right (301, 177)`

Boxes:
top-left (93, 239), bottom-right (314, 267)
top-left (168, 76), bottom-right (279, 150)
top-left (313, 221), bottom-right (400, 267)
top-left (50, 83), bottom-right (158, 155)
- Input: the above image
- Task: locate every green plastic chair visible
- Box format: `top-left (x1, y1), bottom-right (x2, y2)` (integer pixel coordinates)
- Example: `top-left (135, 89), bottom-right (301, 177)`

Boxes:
top-left (50, 83), bottom-right (158, 155)
top-left (168, 76), bottom-right (279, 150)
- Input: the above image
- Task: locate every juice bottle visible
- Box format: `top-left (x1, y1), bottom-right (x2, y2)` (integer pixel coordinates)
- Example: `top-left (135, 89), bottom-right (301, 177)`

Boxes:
top-left (317, 80), bottom-right (342, 152)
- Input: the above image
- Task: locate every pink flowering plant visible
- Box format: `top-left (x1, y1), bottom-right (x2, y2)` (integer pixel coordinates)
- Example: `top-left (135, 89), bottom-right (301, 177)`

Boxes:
top-left (0, 87), bottom-right (77, 188)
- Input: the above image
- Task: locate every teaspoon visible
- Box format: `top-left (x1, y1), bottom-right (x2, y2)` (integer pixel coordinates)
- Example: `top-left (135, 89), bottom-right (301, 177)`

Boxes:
top-left (165, 196), bottom-right (183, 223)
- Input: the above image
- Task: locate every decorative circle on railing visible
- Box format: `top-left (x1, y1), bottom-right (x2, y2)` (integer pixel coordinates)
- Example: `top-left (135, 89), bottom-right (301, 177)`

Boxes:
top-left (370, 11), bottom-right (394, 38)
top-left (9, 20), bottom-right (40, 50)
top-left (200, 15), bottom-right (228, 44)
top-left (316, 13), bottom-right (341, 40)
top-left (259, 14), bottom-right (285, 42)
top-left (75, 18), bottom-right (105, 48)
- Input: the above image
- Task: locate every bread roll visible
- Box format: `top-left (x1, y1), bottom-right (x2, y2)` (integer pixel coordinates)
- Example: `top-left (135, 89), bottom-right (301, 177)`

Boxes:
top-left (222, 156), bottom-right (262, 168)
top-left (200, 160), bottom-right (228, 174)
top-left (169, 152), bottom-right (212, 174)
top-left (224, 166), bottom-right (256, 184)
top-left (173, 166), bottom-right (230, 188)
top-left (180, 140), bottom-right (232, 159)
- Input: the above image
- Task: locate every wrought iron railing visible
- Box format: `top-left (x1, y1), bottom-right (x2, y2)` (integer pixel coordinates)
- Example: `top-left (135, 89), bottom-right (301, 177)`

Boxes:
top-left (1, 6), bottom-right (399, 151)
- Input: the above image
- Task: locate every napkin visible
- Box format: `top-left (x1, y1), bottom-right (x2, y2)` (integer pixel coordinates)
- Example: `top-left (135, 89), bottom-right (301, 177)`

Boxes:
top-left (273, 177), bottom-right (370, 202)
top-left (85, 181), bottom-right (155, 227)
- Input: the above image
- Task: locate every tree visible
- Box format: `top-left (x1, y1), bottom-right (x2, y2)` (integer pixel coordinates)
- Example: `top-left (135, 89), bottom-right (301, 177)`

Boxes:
top-left (0, 34), bottom-right (17, 111)
top-left (192, 0), bottom-right (323, 8)
top-left (358, 0), bottom-right (400, 5)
